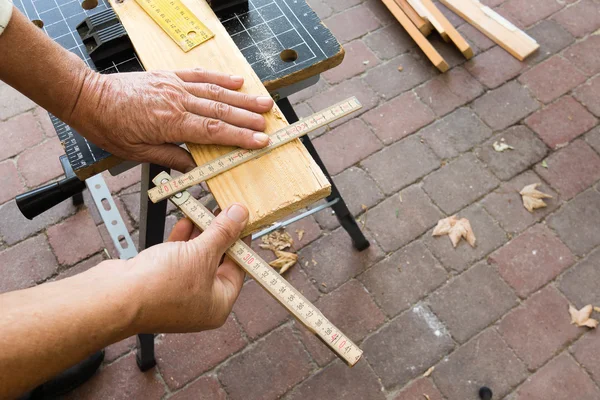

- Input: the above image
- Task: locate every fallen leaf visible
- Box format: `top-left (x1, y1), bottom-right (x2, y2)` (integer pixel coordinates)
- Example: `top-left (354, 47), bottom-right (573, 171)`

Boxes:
top-left (432, 215), bottom-right (458, 236)
top-left (541, 160), bottom-right (548, 169)
top-left (296, 229), bottom-right (305, 241)
top-left (270, 250), bottom-right (298, 274)
top-left (520, 183), bottom-right (553, 213)
top-left (493, 141), bottom-right (514, 152)
top-left (423, 366), bottom-right (435, 377)
top-left (569, 305), bottom-right (599, 328)
top-left (448, 218), bottom-right (476, 248)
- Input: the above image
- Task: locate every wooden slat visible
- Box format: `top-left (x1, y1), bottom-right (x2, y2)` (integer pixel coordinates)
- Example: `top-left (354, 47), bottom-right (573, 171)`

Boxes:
top-left (395, 0), bottom-right (433, 36)
top-left (419, 0), bottom-right (473, 58)
top-left (439, 0), bottom-right (539, 60)
top-left (108, 0), bottom-right (331, 236)
top-left (381, 0), bottom-right (449, 72)
top-left (407, 0), bottom-right (449, 41)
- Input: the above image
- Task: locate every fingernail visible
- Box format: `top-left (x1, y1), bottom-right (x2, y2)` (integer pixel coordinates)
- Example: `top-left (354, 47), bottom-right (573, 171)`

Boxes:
top-left (253, 133), bottom-right (269, 144)
top-left (230, 75), bottom-right (244, 83)
top-left (227, 204), bottom-right (248, 223)
top-left (256, 96), bottom-right (273, 106)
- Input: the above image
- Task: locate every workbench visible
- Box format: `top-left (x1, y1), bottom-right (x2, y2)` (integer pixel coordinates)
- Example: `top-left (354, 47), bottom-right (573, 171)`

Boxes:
top-left (14, 0), bottom-right (370, 372)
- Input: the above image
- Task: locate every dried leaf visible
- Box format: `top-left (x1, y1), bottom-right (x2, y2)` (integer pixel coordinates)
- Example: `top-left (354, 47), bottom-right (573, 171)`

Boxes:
top-left (432, 215), bottom-right (458, 236)
top-left (423, 366), bottom-right (435, 377)
top-left (261, 230), bottom-right (293, 251)
top-left (569, 305), bottom-right (598, 328)
top-left (296, 229), bottom-right (305, 241)
top-left (269, 250), bottom-right (298, 274)
top-left (448, 218), bottom-right (476, 248)
top-left (520, 183), bottom-right (553, 213)
top-left (493, 141), bottom-right (514, 152)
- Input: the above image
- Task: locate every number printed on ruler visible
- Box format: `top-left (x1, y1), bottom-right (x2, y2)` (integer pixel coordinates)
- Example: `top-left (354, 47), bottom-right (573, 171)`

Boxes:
top-left (147, 97), bottom-right (362, 203)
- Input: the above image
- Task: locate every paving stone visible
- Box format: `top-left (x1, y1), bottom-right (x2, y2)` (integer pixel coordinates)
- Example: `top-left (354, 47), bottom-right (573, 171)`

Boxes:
top-left (103, 335), bottom-right (136, 364)
top-left (498, 286), bottom-right (581, 369)
top-left (312, 119), bottom-right (382, 175)
top-left (585, 126), bottom-right (600, 153)
top-left (218, 327), bottom-right (311, 400)
top-left (481, 170), bottom-right (559, 234)
top-left (287, 359), bottom-right (385, 400)
top-left (548, 189), bottom-right (600, 256)
top-left (534, 140), bottom-right (600, 200)
top-left (364, 53), bottom-right (437, 99)
top-left (359, 240), bottom-right (447, 317)
top-left (62, 353), bottom-right (165, 400)
top-left (475, 125), bottom-right (548, 181)
top-left (429, 35), bottom-right (468, 69)
top-left (429, 262), bottom-right (517, 343)
top-left (392, 377), bottom-right (444, 400)
top-left (233, 280), bottom-right (288, 339)
top-left (120, 191), bottom-right (141, 226)
top-left (32, 107), bottom-right (56, 138)
top-left (0, 112), bottom-right (45, 161)
top-left (498, 0), bottom-right (563, 28)
top-left (553, 0), bottom-right (600, 38)
top-left (281, 213), bottom-right (322, 251)
top-left (47, 210), bottom-right (103, 266)
top-left (0, 83), bottom-right (36, 120)
top-left (299, 227), bottom-right (384, 292)
top-left (571, 330), bottom-right (600, 387)
top-left (432, 329), bottom-right (528, 399)
top-left (293, 319), bottom-right (336, 366)
top-left (0, 235), bottom-right (57, 293)
top-left (363, 24), bottom-right (415, 60)
top-left (0, 198), bottom-right (77, 245)
top-left (559, 247), bottom-right (600, 308)
top-left (289, 77), bottom-right (329, 105)
top-left (281, 262), bottom-right (321, 302)
top-left (323, 40), bottom-right (380, 84)
top-left (489, 224), bottom-right (574, 298)
top-left (313, 201), bottom-right (341, 231)
top-left (331, 166), bottom-right (385, 216)
top-left (323, 5), bottom-right (381, 43)
top-left (415, 67), bottom-right (484, 117)
top-left (525, 20), bottom-right (575, 65)
top-left (574, 74), bottom-right (600, 117)
top-left (102, 165), bottom-right (142, 194)
top-left (308, 78), bottom-right (378, 128)
top-left (17, 138), bottom-right (65, 187)
top-left (424, 203), bottom-right (507, 272)
top-left (315, 280), bottom-right (386, 341)
top-left (465, 46), bottom-right (526, 89)
top-left (457, 23), bottom-right (495, 54)
top-left (157, 316), bottom-right (246, 390)
top-left (519, 56), bottom-right (587, 104)
top-left (473, 81), bottom-right (540, 130)
top-left (420, 108), bottom-right (492, 159)
top-left (423, 154), bottom-right (500, 214)
top-left (366, 185), bottom-right (443, 253)
top-left (306, 0), bottom-right (332, 19)
top-left (362, 135), bottom-right (439, 194)
top-left (362, 305), bottom-right (454, 388)
top-left (563, 35), bottom-right (600, 77)
top-left (512, 353), bottom-right (600, 400)
top-left (54, 253), bottom-right (106, 281)
top-left (362, 91), bottom-right (435, 144)
top-left (434, 1), bottom-right (463, 26)
top-left (0, 160), bottom-right (24, 205)
top-left (326, 0), bottom-right (363, 13)
top-left (363, 0), bottom-right (397, 25)
top-left (169, 376), bottom-right (227, 400)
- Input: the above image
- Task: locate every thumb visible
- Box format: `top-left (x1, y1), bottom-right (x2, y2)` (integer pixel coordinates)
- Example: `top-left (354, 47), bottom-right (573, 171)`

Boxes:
top-left (136, 144), bottom-right (197, 173)
top-left (196, 203), bottom-right (249, 256)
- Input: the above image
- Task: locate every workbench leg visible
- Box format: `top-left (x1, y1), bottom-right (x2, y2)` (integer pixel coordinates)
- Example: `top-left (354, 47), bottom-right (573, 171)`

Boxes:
top-left (136, 163), bottom-right (170, 371)
top-left (276, 98), bottom-right (370, 251)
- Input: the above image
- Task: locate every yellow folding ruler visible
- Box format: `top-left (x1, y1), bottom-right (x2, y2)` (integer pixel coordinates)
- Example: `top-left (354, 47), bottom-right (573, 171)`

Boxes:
top-left (150, 98), bottom-right (363, 366)
top-left (134, 0), bottom-right (214, 51)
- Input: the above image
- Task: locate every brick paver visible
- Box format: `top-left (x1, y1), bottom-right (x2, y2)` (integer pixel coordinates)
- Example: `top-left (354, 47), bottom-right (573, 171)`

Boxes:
top-left (3, 0), bottom-right (600, 398)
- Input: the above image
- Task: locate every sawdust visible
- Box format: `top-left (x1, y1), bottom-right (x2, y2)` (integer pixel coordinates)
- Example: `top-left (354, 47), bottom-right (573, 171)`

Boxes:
top-left (423, 366), bottom-right (435, 377)
top-left (269, 250), bottom-right (298, 274)
top-left (260, 229), bottom-right (297, 274)
top-left (296, 229), bottom-right (305, 241)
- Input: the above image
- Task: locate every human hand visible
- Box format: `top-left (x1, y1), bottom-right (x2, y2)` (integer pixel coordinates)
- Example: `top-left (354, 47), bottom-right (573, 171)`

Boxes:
top-left (66, 69), bottom-right (275, 172)
top-left (128, 204), bottom-right (249, 333)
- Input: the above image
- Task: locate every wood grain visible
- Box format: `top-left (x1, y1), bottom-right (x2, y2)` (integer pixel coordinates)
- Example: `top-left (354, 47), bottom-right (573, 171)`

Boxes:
top-left (439, 0), bottom-right (538, 60)
top-left (395, 0), bottom-right (433, 36)
top-left (407, 0), bottom-right (449, 41)
top-left (419, 0), bottom-right (473, 58)
top-left (109, 0), bottom-right (332, 236)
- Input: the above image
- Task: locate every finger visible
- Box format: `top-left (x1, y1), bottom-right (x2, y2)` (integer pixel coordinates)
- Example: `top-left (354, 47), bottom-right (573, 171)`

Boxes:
top-left (216, 256), bottom-right (245, 303)
top-left (194, 203), bottom-right (249, 259)
top-left (185, 97), bottom-right (266, 132)
top-left (179, 114), bottom-right (270, 149)
top-left (135, 144), bottom-right (196, 173)
top-left (174, 68), bottom-right (245, 90)
top-left (166, 218), bottom-right (194, 242)
top-left (184, 83), bottom-right (274, 114)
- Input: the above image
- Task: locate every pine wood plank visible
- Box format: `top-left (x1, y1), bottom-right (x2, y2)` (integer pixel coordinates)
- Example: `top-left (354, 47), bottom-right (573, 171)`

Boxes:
top-left (439, 0), bottom-right (539, 60)
top-left (407, 0), bottom-right (450, 41)
top-left (381, 0), bottom-right (449, 72)
top-left (108, 0), bottom-right (332, 236)
top-left (395, 0), bottom-right (434, 36)
top-left (419, 0), bottom-right (473, 58)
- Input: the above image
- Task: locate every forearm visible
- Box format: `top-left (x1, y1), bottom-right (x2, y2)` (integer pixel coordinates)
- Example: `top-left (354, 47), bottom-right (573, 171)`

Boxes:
top-left (0, 260), bottom-right (141, 398)
top-left (0, 6), bottom-right (95, 122)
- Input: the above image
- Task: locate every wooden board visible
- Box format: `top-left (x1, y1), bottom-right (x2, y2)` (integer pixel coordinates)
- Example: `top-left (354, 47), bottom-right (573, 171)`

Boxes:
top-left (407, 0), bottom-right (449, 41)
top-left (108, 0), bottom-right (332, 236)
top-left (381, 0), bottom-right (449, 72)
top-left (419, 0), bottom-right (473, 58)
top-left (439, 0), bottom-right (539, 60)
top-left (395, 0), bottom-right (433, 36)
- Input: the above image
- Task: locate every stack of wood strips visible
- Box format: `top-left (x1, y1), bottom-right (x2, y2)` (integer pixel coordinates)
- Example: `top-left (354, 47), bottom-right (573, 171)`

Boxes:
top-left (381, 0), bottom-right (539, 72)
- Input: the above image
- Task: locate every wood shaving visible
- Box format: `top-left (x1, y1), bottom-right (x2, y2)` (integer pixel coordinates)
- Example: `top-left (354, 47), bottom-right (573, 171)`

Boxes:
top-left (493, 141), bottom-right (514, 152)
top-left (520, 183), bottom-right (552, 213)
top-left (296, 229), bottom-right (305, 241)
top-left (595, 306), bottom-right (600, 313)
top-left (423, 366), bottom-right (435, 377)
top-left (398, 66), bottom-right (404, 71)
top-left (269, 250), bottom-right (298, 274)
top-left (312, 259), bottom-right (318, 266)
top-left (433, 216), bottom-right (476, 248)
top-left (423, 395), bottom-right (431, 400)
top-left (432, 215), bottom-right (458, 236)
top-left (569, 305), bottom-right (598, 328)
top-left (260, 230), bottom-right (293, 251)
top-left (541, 160), bottom-right (548, 169)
